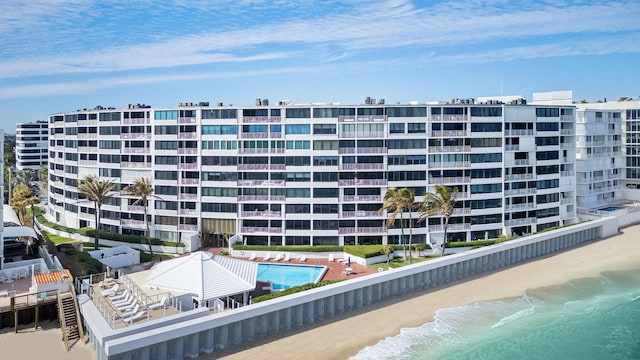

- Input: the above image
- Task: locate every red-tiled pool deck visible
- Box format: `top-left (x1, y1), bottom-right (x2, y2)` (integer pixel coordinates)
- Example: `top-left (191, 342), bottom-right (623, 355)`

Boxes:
top-left (204, 249), bottom-right (378, 281)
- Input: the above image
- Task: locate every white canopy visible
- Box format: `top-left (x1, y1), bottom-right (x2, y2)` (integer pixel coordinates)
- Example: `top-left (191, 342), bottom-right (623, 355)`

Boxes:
top-left (3, 226), bottom-right (38, 240)
top-left (145, 252), bottom-right (258, 301)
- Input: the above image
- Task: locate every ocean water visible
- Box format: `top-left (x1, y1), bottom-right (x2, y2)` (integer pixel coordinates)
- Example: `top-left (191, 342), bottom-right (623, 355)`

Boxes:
top-left (351, 270), bottom-right (640, 360)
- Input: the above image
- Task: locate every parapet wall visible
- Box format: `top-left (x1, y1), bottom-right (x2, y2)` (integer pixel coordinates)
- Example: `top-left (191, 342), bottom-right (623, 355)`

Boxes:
top-left (84, 218), bottom-right (616, 360)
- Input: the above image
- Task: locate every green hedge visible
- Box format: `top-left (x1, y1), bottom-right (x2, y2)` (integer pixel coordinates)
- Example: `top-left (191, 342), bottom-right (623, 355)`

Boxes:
top-left (447, 238), bottom-right (515, 248)
top-left (252, 280), bottom-right (342, 303)
top-left (233, 245), bottom-right (342, 253)
top-left (84, 229), bottom-right (185, 248)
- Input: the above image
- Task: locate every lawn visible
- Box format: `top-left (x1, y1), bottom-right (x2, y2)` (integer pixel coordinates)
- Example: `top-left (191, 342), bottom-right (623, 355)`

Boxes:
top-left (368, 255), bottom-right (439, 271)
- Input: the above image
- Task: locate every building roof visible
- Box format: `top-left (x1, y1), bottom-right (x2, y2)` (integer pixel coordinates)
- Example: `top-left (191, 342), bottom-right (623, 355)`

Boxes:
top-left (34, 269), bottom-right (72, 285)
top-left (145, 252), bottom-right (257, 301)
top-left (3, 226), bottom-right (38, 240)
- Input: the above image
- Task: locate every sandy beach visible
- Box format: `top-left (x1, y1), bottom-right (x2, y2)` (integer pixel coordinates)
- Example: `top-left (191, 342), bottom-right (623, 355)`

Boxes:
top-left (0, 225), bottom-right (638, 360)
top-left (215, 225), bottom-right (640, 360)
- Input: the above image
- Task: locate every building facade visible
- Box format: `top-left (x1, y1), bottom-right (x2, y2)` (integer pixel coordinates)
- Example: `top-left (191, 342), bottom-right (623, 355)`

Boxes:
top-left (47, 101), bottom-right (577, 247)
top-left (15, 121), bottom-right (49, 171)
top-left (574, 108), bottom-right (624, 210)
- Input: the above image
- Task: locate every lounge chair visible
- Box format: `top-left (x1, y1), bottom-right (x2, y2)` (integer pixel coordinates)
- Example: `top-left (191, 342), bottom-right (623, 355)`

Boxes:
top-left (148, 296), bottom-right (167, 311)
top-left (112, 293), bottom-right (133, 307)
top-left (283, 253), bottom-right (291, 262)
top-left (101, 284), bottom-right (119, 297)
top-left (116, 297), bottom-right (137, 311)
top-left (272, 253), bottom-right (283, 262)
top-left (328, 254), bottom-right (335, 262)
top-left (123, 310), bottom-right (147, 323)
top-left (299, 255), bottom-right (307, 263)
top-left (262, 253), bottom-right (272, 262)
top-left (248, 252), bottom-right (257, 261)
top-left (109, 290), bottom-right (129, 301)
top-left (120, 304), bottom-right (140, 317)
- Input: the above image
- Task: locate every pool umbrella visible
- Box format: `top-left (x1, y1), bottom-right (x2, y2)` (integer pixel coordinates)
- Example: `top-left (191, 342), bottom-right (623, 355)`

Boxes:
top-left (347, 257), bottom-right (351, 267)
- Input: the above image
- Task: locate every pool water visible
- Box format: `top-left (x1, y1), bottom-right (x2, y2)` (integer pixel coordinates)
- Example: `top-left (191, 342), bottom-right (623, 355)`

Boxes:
top-left (257, 263), bottom-right (326, 291)
top-left (600, 206), bottom-right (623, 212)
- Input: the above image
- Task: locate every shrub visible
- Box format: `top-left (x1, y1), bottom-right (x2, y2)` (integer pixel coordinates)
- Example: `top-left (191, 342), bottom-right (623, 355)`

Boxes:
top-left (84, 229), bottom-right (185, 248)
top-left (252, 280), bottom-right (342, 303)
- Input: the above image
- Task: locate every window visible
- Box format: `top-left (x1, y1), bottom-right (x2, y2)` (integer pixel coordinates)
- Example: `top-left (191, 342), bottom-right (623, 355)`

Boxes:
top-left (155, 125), bottom-right (177, 135)
top-left (285, 204), bottom-right (310, 213)
top-left (313, 203), bottom-right (338, 214)
top-left (387, 107), bottom-right (426, 117)
top-left (154, 110), bottom-right (178, 120)
top-left (155, 171), bottom-right (177, 180)
top-left (201, 203), bottom-right (237, 213)
top-left (313, 172), bottom-right (338, 181)
top-left (407, 122), bottom-right (426, 133)
top-left (286, 140), bottom-right (310, 150)
top-left (313, 188), bottom-right (339, 198)
top-left (470, 107), bottom-right (502, 117)
top-left (201, 187), bottom-right (238, 197)
top-left (285, 124), bottom-right (310, 134)
top-left (286, 188), bottom-right (310, 198)
top-left (536, 122), bottom-right (559, 131)
top-left (471, 183), bottom-right (501, 194)
top-left (536, 108), bottom-right (560, 117)
top-left (155, 156), bottom-right (178, 165)
top-left (285, 108), bottom-right (311, 118)
top-left (313, 124), bottom-right (336, 134)
top-left (155, 141), bottom-right (178, 150)
top-left (389, 123), bottom-right (405, 133)
top-left (313, 140), bottom-right (338, 150)
top-left (388, 139), bottom-right (426, 149)
top-left (471, 123), bottom-right (502, 132)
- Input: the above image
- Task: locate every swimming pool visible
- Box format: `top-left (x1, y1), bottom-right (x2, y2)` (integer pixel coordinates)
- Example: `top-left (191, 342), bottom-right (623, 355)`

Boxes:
top-left (257, 263), bottom-right (327, 291)
top-left (600, 206), bottom-right (623, 212)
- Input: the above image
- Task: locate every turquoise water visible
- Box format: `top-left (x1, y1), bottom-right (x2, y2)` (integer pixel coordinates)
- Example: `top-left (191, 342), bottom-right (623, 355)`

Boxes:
top-left (351, 270), bottom-right (640, 360)
top-left (256, 263), bottom-right (326, 290)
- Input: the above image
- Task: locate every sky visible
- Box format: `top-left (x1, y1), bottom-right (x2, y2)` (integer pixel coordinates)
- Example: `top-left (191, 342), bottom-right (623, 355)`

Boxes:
top-left (1, 0), bottom-right (640, 132)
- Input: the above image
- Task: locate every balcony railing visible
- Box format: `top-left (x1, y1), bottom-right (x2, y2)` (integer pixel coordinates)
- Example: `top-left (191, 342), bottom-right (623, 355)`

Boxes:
top-left (178, 117), bottom-right (196, 124)
top-left (241, 226), bottom-right (282, 234)
top-left (504, 218), bottom-right (535, 226)
top-left (178, 132), bottom-right (197, 139)
top-left (243, 116), bottom-right (281, 123)
top-left (121, 133), bottom-right (152, 140)
top-left (178, 163), bottom-right (198, 170)
top-left (431, 130), bottom-right (469, 137)
top-left (338, 227), bottom-right (386, 234)
top-left (356, 147), bottom-right (387, 154)
top-left (123, 147), bottom-right (150, 154)
top-left (429, 176), bottom-right (471, 185)
top-left (340, 210), bottom-right (384, 217)
top-left (178, 193), bottom-right (198, 200)
top-left (241, 132), bottom-right (268, 139)
top-left (239, 148), bottom-right (270, 154)
top-left (342, 195), bottom-right (381, 202)
top-left (121, 219), bottom-right (145, 227)
top-left (121, 162), bottom-right (151, 168)
top-left (122, 118), bottom-right (151, 125)
top-left (340, 163), bottom-right (385, 171)
top-left (178, 224), bottom-right (198, 231)
top-left (338, 179), bottom-right (387, 186)
top-left (238, 195), bottom-right (270, 201)
top-left (180, 178), bottom-right (200, 185)
top-left (240, 211), bottom-right (282, 217)
top-left (178, 148), bottom-right (198, 155)
top-left (237, 164), bottom-right (269, 170)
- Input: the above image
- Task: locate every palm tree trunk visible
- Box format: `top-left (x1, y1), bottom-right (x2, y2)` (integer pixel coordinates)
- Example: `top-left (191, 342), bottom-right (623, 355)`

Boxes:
top-left (144, 206), bottom-right (153, 257)
top-left (94, 203), bottom-right (100, 250)
top-left (408, 211), bottom-right (414, 264)
top-left (400, 210), bottom-right (407, 261)
top-left (440, 215), bottom-right (450, 257)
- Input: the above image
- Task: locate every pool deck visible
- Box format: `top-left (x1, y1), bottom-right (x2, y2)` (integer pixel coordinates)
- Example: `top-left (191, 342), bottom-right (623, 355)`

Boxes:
top-left (204, 249), bottom-right (378, 281)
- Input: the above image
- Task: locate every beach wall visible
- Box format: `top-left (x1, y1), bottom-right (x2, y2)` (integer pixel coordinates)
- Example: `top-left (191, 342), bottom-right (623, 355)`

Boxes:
top-left (82, 218), bottom-right (616, 360)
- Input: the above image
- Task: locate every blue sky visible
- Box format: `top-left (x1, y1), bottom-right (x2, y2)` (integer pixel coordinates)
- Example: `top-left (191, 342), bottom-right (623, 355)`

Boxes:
top-left (1, 0), bottom-right (640, 131)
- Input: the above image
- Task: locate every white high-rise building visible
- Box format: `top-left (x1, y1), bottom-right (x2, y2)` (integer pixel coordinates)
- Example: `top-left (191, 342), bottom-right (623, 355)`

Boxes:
top-left (47, 100), bottom-right (577, 248)
top-left (15, 121), bottom-right (49, 171)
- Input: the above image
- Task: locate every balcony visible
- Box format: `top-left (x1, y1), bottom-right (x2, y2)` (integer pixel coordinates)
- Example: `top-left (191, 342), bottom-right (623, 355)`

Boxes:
top-left (270, 132), bottom-right (282, 139)
top-left (237, 164), bottom-right (269, 171)
top-left (431, 130), bottom-right (469, 137)
top-left (505, 144), bottom-right (519, 151)
top-left (241, 132), bottom-right (268, 139)
top-left (178, 193), bottom-right (198, 200)
top-left (122, 118), bottom-right (151, 125)
top-left (504, 218), bottom-right (535, 227)
top-left (178, 132), bottom-right (197, 140)
top-left (342, 195), bottom-right (382, 202)
top-left (178, 117), bottom-right (196, 124)
top-left (241, 226), bottom-right (282, 234)
top-left (180, 178), bottom-right (200, 185)
top-left (77, 133), bottom-right (97, 140)
top-left (178, 224), bottom-right (198, 232)
top-left (504, 188), bottom-right (536, 196)
top-left (178, 148), bottom-right (198, 155)
top-left (356, 147), bottom-right (387, 154)
top-left (179, 209), bottom-right (196, 216)
top-left (338, 179), bottom-right (387, 186)
top-left (243, 116), bottom-right (281, 123)
top-left (428, 176), bottom-right (471, 185)
top-left (238, 195), bottom-right (270, 202)
top-left (240, 210), bottom-right (282, 217)
top-left (121, 133), bottom-right (152, 140)
top-left (121, 219), bottom-right (145, 228)
top-left (123, 147), bottom-right (150, 154)
top-left (121, 162), bottom-right (151, 169)
top-left (505, 203), bottom-right (535, 211)
top-left (505, 129), bottom-right (534, 136)
top-left (178, 163), bottom-right (198, 170)
top-left (339, 148), bottom-right (356, 154)
top-left (428, 223), bottom-right (470, 232)
top-left (340, 210), bottom-right (384, 217)
top-left (239, 148), bottom-right (270, 155)
top-left (338, 227), bottom-right (386, 234)
top-left (340, 163), bottom-right (385, 171)
top-left (127, 205), bottom-right (145, 212)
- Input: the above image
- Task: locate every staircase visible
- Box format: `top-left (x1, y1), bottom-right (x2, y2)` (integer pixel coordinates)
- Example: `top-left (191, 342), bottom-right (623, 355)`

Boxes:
top-left (57, 284), bottom-right (84, 351)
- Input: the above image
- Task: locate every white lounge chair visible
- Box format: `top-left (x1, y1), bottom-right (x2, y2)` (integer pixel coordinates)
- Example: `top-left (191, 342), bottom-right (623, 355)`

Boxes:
top-left (248, 252), bottom-right (257, 261)
top-left (283, 253), bottom-right (291, 262)
top-left (328, 254), bottom-right (335, 262)
top-left (101, 284), bottom-right (119, 297)
top-left (123, 310), bottom-right (147, 323)
top-left (112, 293), bottom-right (133, 307)
top-left (262, 253), bottom-right (272, 262)
top-left (109, 290), bottom-right (129, 301)
top-left (148, 296), bottom-right (167, 311)
top-left (299, 255), bottom-right (307, 263)
top-left (116, 298), bottom-right (137, 311)
top-left (120, 304), bottom-right (140, 317)
top-left (272, 253), bottom-right (283, 262)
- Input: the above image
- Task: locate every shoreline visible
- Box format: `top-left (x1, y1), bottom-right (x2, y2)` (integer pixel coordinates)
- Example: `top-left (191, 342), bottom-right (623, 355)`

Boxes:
top-left (215, 225), bottom-right (640, 360)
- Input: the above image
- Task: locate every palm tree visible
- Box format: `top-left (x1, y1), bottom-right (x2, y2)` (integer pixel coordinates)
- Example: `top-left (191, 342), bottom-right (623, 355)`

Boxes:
top-left (78, 175), bottom-right (115, 250)
top-left (419, 185), bottom-right (458, 257)
top-left (123, 177), bottom-right (159, 256)
top-left (380, 187), bottom-right (416, 263)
